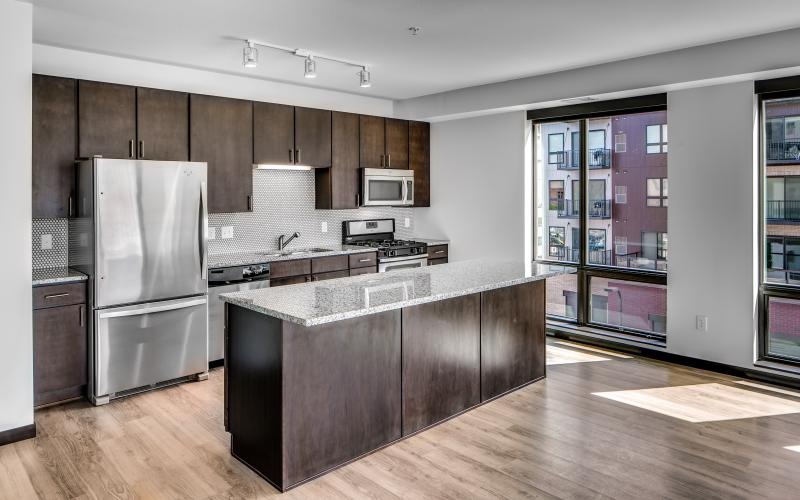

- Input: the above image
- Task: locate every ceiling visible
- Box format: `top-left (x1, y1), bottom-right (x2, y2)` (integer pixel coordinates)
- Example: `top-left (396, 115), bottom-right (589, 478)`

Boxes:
top-left (30, 0), bottom-right (800, 100)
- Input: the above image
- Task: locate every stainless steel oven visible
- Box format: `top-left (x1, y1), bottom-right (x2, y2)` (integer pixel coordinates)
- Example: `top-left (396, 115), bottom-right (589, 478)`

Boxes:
top-left (379, 254), bottom-right (428, 272)
top-left (361, 168), bottom-right (414, 206)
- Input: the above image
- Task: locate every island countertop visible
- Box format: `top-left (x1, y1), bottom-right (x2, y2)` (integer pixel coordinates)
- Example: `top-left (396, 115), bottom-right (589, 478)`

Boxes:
top-left (220, 260), bottom-right (573, 326)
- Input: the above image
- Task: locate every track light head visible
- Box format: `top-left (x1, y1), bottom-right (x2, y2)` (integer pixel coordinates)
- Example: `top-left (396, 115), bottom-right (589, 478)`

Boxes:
top-left (359, 67), bottom-right (371, 88)
top-left (304, 55), bottom-right (317, 79)
top-left (243, 41), bottom-right (258, 68)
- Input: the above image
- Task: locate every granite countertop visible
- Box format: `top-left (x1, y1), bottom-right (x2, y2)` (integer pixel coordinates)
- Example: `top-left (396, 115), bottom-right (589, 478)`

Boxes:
top-left (208, 245), bottom-right (376, 269)
top-left (33, 267), bottom-right (88, 286)
top-left (221, 261), bottom-right (573, 327)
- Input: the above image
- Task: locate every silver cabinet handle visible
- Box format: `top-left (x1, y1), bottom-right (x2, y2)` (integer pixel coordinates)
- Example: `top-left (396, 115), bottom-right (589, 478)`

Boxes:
top-left (387, 154), bottom-right (391, 167)
top-left (296, 149), bottom-right (301, 164)
top-left (289, 149), bottom-right (294, 164)
top-left (359, 258), bottom-right (371, 263)
top-left (98, 297), bottom-right (207, 319)
top-left (79, 305), bottom-right (85, 327)
top-left (435, 250), bottom-right (445, 254)
top-left (44, 293), bottom-right (70, 299)
top-left (128, 139), bottom-right (134, 158)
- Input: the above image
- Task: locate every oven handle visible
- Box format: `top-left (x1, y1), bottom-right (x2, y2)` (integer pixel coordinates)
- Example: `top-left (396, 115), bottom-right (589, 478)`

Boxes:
top-left (380, 253), bottom-right (429, 264)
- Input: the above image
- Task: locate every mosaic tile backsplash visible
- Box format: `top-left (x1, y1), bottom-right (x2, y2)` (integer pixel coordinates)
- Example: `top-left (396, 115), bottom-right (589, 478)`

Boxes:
top-left (208, 169), bottom-right (414, 254)
top-left (32, 169), bottom-right (414, 268)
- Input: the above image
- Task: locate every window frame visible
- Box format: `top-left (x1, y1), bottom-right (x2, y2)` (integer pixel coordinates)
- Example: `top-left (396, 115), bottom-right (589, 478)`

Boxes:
top-left (548, 226), bottom-right (566, 257)
top-left (531, 95), bottom-right (668, 343)
top-left (646, 177), bottom-right (668, 207)
top-left (646, 124), bottom-right (668, 154)
top-left (548, 133), bottom-right (565, 164)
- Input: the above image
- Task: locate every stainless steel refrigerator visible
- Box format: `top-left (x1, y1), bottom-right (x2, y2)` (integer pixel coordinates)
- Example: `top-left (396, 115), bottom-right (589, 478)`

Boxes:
top-left (69, 158), bottom-right (209, 405)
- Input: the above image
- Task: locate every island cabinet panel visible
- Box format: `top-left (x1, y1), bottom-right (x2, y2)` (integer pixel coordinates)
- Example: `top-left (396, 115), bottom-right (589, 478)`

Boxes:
top-left (401, 294), bottom-right (480, 434)
top-left (480, 280), bottom-right (546, 401)
top-left (253, 102), bottom-right (295, 165)
top-left (281, 311), bottom-right (401, 487)
top-left (32, 74), bottom-right (77, 219)
top-left (136, 87), bottom-right (189, 161)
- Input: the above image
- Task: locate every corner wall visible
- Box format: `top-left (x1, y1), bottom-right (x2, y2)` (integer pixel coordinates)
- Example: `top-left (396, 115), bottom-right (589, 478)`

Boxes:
top-left (0, 0), bottom-right (33, 434)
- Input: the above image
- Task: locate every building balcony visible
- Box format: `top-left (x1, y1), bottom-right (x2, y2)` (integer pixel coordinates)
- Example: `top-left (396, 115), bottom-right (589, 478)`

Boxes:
top-left (588, 148), bottom-right (611, 169)
top-left (552, 199), bottom-right (612, 219)
top-left (767, 141), bottom-right (800, 164)
top-left (549, 246), bottom-right (579, 263)
top-left (766, 200), bottom-right (800, 222)
top-left (552, 148), bottom-right (612, 170)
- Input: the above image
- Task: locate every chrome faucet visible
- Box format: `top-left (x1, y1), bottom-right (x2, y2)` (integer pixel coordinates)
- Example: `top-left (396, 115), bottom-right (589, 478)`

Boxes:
top-left (278, 232), bottom-right (301, 251)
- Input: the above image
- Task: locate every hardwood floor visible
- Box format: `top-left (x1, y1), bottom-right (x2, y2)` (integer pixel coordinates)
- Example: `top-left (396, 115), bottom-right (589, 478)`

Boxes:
top-left (2, 339), bottom-right (800, 499)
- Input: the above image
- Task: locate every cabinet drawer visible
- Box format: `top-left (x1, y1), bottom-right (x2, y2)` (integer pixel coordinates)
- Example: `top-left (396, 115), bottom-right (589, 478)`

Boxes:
top-left (271, 259), bottom-right (312, 279)
top-left (33, 282), bottom-right (86, 310)
top-left (428, 257), bottom-right (448, 266)
top-left (427, 245), bottom-right (448, 260)
top-left (271, 275), bottom-right (311, 287)
top-left (312, 270), bottom-right (350, 282)
top-left (311, 255), bottom-right (349, 274)
top-left (350, 266), bottom-right (377, 276)
top-left (349, 252), bottom-right (378, 269)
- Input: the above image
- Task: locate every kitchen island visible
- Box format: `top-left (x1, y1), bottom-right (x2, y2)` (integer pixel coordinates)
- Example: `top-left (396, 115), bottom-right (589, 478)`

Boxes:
top-left (220, 261), bottom-right (572, 491)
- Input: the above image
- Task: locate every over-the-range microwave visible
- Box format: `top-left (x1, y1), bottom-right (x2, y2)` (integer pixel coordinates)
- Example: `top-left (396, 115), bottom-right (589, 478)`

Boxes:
top-left (361, 168), bottom-right (414, 206)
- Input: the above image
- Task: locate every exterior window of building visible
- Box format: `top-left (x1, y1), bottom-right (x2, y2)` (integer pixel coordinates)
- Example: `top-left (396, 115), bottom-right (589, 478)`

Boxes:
top-left (549, 226), bottom-right (565, 257)
top-left (549, 180), bottom-right (564, 210)
top-left (533, 100), bottom-right (667, 341)
top-left (548, 133), bottom-right (564, 164)
top-left (646, 124), bottom-right (668, 153)
top-left (646, 178), bottom-right (668, 207)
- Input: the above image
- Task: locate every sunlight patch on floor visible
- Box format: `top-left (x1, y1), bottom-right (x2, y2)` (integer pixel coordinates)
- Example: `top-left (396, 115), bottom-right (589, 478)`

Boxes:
top-left (733, 380), bottom-right (800, 399)
top-left (546, 345), bottom-right (610, 365)
top-left (554, 340), bottom-right (634, 359)
top-left (593, 383), bottom-right (800, 422)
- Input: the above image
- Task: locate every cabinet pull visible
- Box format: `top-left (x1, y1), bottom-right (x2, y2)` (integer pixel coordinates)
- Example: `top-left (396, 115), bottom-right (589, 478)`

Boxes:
top-left (68, 195), bottom-right (74, 218)
top-left (387, 154), bottom-right (391, 167)
top-left (129, 139), bottom-right (134, 158)
top-left (296, 149), bottom-right (301, 164)
top-left (356, 193), bottom-right (360, 206)
top-left (79, 305), bottom-right (85, 327)
top-left (139, 140), bottom-right (144, 158)
top-left (44, 293), bottom-right (70, 299)
top-left (247, 195), bottom-right (252, 211)
top-left (289, 149), bottom-right (294, 164)
top-left (358, 258), bottom-right (371, 263)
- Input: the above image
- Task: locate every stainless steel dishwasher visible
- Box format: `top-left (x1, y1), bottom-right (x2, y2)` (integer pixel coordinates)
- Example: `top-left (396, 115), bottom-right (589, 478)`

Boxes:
top-left (207, 263), bottom-right (271, 364)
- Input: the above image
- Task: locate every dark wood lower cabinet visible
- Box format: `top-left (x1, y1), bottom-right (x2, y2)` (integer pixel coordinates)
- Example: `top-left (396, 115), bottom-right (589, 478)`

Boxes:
top-left (311, 270), bottom-right (349, 281)
top-left (428, 257), bottom-right (448, 266)
top-left (270, 275), bottom-right (310, 287)
top-left (33, 296), bottom-right (87, 407)
top-left (225, 280), bottom-right (545, 491)
top-left (481, 280), bottom-right (546, 400)
top-left (401, 295), bottom-right (480, 434)
top-left (349, 266), bottom-right (377, 276)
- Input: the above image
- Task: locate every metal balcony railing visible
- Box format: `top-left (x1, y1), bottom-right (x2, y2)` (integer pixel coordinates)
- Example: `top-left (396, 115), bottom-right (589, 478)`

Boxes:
top-left (549, 246), bottom-right (580, 263)
top-left (551, 199), bottom-right (612, 219)
top-left (554, 150), bottom-right (580, 170)
top-left (766, 200), bottom-right (800, 221)
top-left (767, 141), bottom-right (800, 163)
top-left (588, 148), bottom-right (611, 169)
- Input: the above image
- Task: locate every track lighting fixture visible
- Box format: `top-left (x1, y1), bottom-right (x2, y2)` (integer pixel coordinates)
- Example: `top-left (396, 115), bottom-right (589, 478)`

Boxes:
top-left (359, 67), bottom-right (371, 88)
top-left (240, 39), bottom-right (371, 88)
top-left (304, 56), bottom-right (317, 79)
top-left (243, 41), bottom-right (258, 68)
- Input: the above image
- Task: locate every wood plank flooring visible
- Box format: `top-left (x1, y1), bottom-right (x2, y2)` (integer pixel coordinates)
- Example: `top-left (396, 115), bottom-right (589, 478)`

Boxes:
top-left (2, 339), bottom-right (800, 499)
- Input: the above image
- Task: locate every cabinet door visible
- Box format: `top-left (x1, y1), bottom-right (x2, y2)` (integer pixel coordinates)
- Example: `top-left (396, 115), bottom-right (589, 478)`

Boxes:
top-left (254, 102), bottom-right (295, 165)
top-left (190, 94), bottom-right (253, 213)
top-left (409, 121), bottom-right (430, 207)
top-left (316, 111), bottom-right (359, 209)
top-left (385, 118), bottom-right (409, 169)
top-left (270, 275), bottom-right (310, 287)
top-left (78, 80), bottom-right (136, 159)
top-left (136, 87), bottom-right (189, 161)
top-left (294, 107), bottom-right (331, 167)
top-left (32, 75), bottom-right (77, 219)
top-left (33, 304), bottom-right (87, 406)
top-left (359, 115), bottom-right (385, 168)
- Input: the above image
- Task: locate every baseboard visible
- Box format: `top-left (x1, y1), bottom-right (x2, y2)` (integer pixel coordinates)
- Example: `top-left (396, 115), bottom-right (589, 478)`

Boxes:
top-left (548, 329), bottom-right (800, 391)
top-left (0, 423), bottom-right (36, 447)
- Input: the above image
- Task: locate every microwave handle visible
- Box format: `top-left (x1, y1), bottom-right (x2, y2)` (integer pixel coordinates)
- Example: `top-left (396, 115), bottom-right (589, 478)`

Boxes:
top-left (401, 178), bottom-right (408, 205)
top-left (406, 178), bottom-right (413, 205)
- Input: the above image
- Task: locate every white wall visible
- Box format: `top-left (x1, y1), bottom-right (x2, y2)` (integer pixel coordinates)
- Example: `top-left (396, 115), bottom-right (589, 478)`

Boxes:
top-left (666, 82), bottom-right (759, 369)
top-left (34, 44), bottom-right (393, 116)
top-left (0, 0), bottom-right (33, 433)
top-left (414, 112), bottom-right (526, 262)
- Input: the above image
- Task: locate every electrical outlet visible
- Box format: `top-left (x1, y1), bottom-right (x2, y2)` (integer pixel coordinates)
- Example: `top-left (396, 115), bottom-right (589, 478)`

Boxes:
top-left (404, 217), bottom-right (410, 228)
top-left (40, 234), bottom-right (53, 250)
top-left (695, 315), bottom-right (708, 332)
top-left (208, 227), bottom-right (216, 240)
top-left (321, 221), bottom-right (328, 233)
top-left (221, 226), bottom-right (234, 239)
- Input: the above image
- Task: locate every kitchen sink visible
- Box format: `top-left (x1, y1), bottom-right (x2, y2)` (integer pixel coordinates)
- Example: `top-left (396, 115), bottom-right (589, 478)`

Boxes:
top-left (259, 248), bottom-right (333, 257)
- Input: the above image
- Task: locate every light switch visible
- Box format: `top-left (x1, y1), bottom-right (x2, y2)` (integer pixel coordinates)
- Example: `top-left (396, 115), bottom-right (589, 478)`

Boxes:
top-left (404, 218), bottom-right (410, 228)
top-left (321, 222), bottom-right (328, 233)
top-left (208, 227), bottom-right (216, 240)
top-left (40, 234), bottom-right (53, 250)
top-left (221, 226), bottom-right (234, 239)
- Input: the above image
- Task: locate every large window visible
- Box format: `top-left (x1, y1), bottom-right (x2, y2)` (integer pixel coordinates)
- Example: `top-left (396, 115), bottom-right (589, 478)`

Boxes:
top-left (532, 96), bottom-right (668, 342)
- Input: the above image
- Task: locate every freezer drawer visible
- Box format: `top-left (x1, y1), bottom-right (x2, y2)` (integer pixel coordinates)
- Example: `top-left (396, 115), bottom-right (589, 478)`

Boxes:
top-left (95, 296), bottom-right (208, 398)
top-left (208, 280), bottom-right (270, 362)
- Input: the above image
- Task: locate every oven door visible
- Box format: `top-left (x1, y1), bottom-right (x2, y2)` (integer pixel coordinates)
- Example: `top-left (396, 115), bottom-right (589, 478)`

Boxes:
top-left (379, 254), bottom-right (429, 272)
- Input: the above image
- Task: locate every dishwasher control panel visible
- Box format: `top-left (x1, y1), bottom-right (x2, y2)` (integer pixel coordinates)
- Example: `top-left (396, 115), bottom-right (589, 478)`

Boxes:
top-left (209, 263), bottom-right (271, 285)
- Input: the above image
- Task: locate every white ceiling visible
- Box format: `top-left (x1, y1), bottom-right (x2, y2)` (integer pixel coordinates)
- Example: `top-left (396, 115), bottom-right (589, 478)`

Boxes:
top-left (30, 0), bottom-right (800, 100)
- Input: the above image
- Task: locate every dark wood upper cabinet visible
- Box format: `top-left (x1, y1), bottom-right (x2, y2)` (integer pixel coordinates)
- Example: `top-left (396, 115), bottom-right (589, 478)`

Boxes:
top-left (385, 118), bottom-right (409, 169)
top-left (136, 88), bottom-right (189, 161)
top-left (32, 74), bottom-right (77, 219)
top-left (78, 80), bottom-right (136, 159)
top-left (409, 121), bottom-right (430, 207)
top-left (316, 111), bottom-right (359, 209)
top-left (359, 115), bottom-right (385, 168)
top-left (254, 102), bottom-right (295, 165)
top-left (294, 107), bottom-right (331, 168)
top-left (190, 94), bottom-right (253, 213)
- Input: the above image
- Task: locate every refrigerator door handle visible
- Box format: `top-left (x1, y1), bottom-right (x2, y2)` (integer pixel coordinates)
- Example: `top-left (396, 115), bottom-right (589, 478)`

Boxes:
top-left (199, 181), bottom-right (208, 280)
top-left (97, 297), bottom-right (208, 319)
